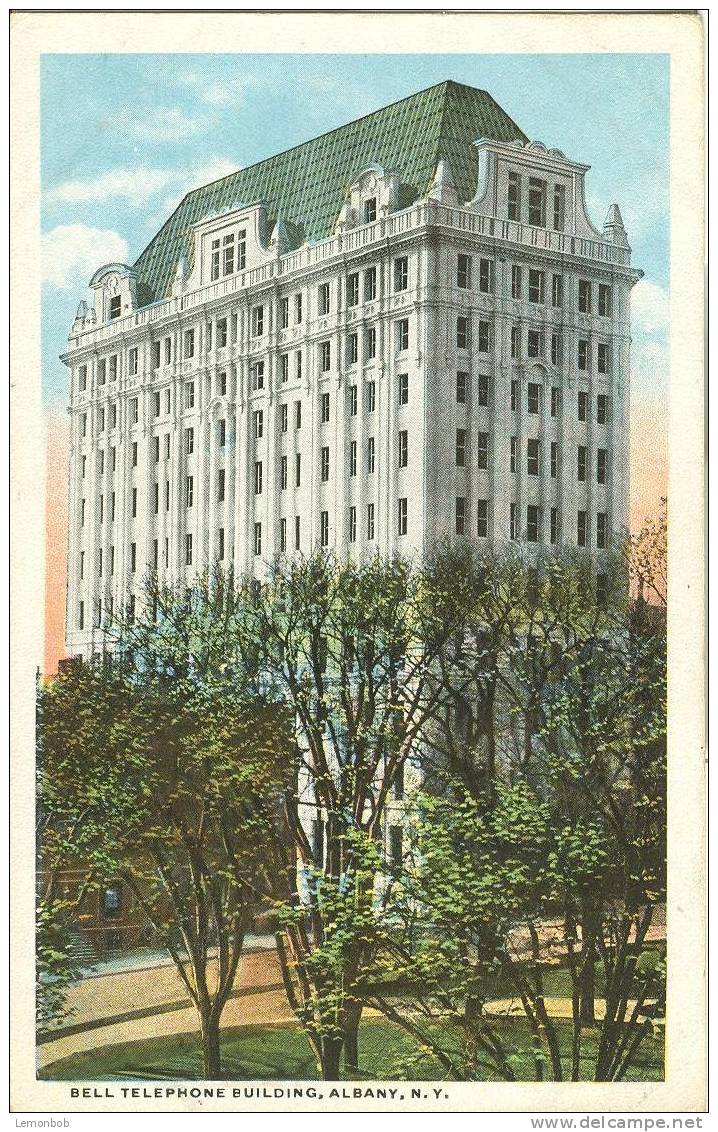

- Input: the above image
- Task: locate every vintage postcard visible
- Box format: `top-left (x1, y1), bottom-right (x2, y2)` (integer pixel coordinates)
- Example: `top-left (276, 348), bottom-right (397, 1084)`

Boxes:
top-left (10, 10), bottom-right (706, 1118)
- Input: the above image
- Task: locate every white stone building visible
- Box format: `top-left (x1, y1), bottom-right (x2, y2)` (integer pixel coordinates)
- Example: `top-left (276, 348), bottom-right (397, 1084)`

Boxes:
top-left (61, 80), bottom-right (642, 662)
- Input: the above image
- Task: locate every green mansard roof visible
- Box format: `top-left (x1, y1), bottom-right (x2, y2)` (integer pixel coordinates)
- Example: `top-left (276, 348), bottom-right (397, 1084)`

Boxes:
top-left (132, 80), bottom-right (527, 304)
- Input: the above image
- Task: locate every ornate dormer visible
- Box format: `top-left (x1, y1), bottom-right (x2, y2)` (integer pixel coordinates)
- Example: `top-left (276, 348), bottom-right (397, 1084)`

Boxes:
top-left (334, 165), bottom-right (400, 234)
top-left (88, 263), bottom-right (137, 326)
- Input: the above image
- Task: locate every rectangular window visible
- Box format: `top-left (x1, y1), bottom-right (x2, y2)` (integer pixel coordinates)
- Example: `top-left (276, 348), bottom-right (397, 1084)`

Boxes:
top-left (551, 441), bottom-right (558, 479)
top-left (363, 197), bottom-right (377, 223)
top-left (254, 409), bottom-right (264, 438)
top-left (365, 326), bottom-right (376, 359)
top-left (215, 318), bottom-right (228, 349)
top-left (253, 523), bottom-right (262, 556)
top-left (367, 436), bottom-right (375, 474)
top-left (211, 238), bottom-right (220, 281)
top-left (528, 269), bottom-right (545, 304)
top-left (295, 351), bottom-right (302, 380)
top-left (277, 403), bottom-right (287, 434)
top-left (479, 258), bottom-right (493, 294)
top-left (364, 267), bottom-right (377, 302)
top-left (251, 306), bottom-right (264, 337)
top-left (477, 431), bottom-right (489, 470)
top-left (218, 468), bottom-right (226, 502)
top-left (218, 527), bottom-right (225, 561)
top-left (165, 481), bottom-right (170, 512)
top-left (277, 354), bottom-right (288, 384)
top-left (578, 340), bottom-right (589, 371)
top-left (478, 374), bottom-right (489, 407)
top-left (457, 254), bottom-right (471, 290)
top-left (109, 295), bottom-right (121, 320)
top-left (578, 280), bottom-right (592, 314)
top-left (347, 273), bottom-right (359, 307)
top-left (597, 512), bottom-right (608, 549)
top-left (477, 500), bottom-right (488, 538)
top-left (597, 394), bottom-right (609, 425)
top-left (478, 320), bottom-right (490, 353)
top-left (527, 329), bottom-right (543, 359)
top-left (125, 349), bottom-right (136, 379)
top-left (510, 502), bottom-right (517, 541)
top-left (578, 390), bottom-right (588, 422)
top-left (164, 434), bottom-right (170, 459)
top-left (553, 184), bottom-right (565, 231)
top-left (280, 455), bottom-right (288, 490)
top-left (551, 333), bottom-right (562, 366)
top-left (367, 503), bottom-right (375, 540)
top-left (151, 342), bottom-right (161, 370)
top-left (347, 333), bottom-right (358, 366)
top-left (598, 343), bottom-right (610, 374)
top-left (398, 372), bottom-right (409, 405)
top-left (251, 361), bottom-right (264, 391)
top-left (597, 448), bottom-right (608, 484)
top-left (456, 371), bottom-right (467, 403)
top-left (552, 273), bottom-right (563, 308)
top-left (294, 401), bottom-right (301, 430)
top-left (395, 318), bottom-right (409, 352)
top-left (130, 487), bottom-right (136, 518)
top-left (186, 474), bottom-right (194, 507)
top-left (510, 436), bottom-right (517, 473)
top-left (511, 379), bottom-right (518, 412)
top-left (320, 341), bottom-right (331, 372)
top-left (132, 441), bottom-right (138, 466)
top-left (598, 284), bottom-right (613, 317)
top-left (206, 321), bottom-right (212, 351)
top-left (130, 542), bottom-right (137, 573)
top-left (511, 325), bottom-right (520, 359)
top-left (320, 392), bottom-right (330, 424)
top-left (320, 510), bottom-right (329, 547)
top-left (348, 505), bottom-right (357, 543)
top-left (280, 297), bottom-right (289, 329)
top-left (185, 426), bottom-right (194, 454)
top-left (321, 447), bottom-right (329, 482)
top-left (397, 497), bottom-right (408, 536)
top-left (527, 505), bottom-right (540, 543)
top-left (455, 497), bottom-right (466, 536)
top-left (99, 450), bottom-right (105, 475)
top-left (318, 282), bottom-right (330, 316)
top-left (254, 461), bottom-right (263, 495)
top-left (349, 384), bottom-right (358, 416)
top-left (398, 430), bottom-right (408, 468)
top-left (295, 453), bottom-right (301, 487)
top-left (508, 171), bottom-right (521, 221)
top-left (456, 316), bottom-right (469, 349)
top-left (185, 381), bottom-right (195, 409)
top-left (577, 511), bottom-right (588, 548)
top-left (527, 438), bottom-right (540, 476)
top-left (528, 177), bottom-right (546, 227)
top-left (551, 386), bottom-right (560, 417)
top-left (511, 265), bottom-right (522, 300)
top-left (456, 429), bottom-right (466, 467)
top-left (394, 256), bottom-right (408, 292)
top-left (164, 337), bottom-right (172, 366)
top-left (295, 515), bottom-right (301, 550)
top-left (349, 440), bottom-right (357, 477)
top-left (528, 382), bottom-right (541, 414)
top-left (295, 294), bottom-right (303, 323)
top-left (366, 381), bottom-right (376, 413)
top-left (578, 446), bottom-right (587, 482)
top-left (551, 507), bottom-right (558, 545)
top-left (98, 358), bottom-right (106, 385)
top-left (78, 364), bottom-right (87, 391)
top-left (280, 518), bottom-right (287, 553)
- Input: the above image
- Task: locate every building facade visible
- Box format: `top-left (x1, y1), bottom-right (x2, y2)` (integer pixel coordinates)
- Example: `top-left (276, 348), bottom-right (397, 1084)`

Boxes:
top-left (61, 81), bottom-right (642, 661)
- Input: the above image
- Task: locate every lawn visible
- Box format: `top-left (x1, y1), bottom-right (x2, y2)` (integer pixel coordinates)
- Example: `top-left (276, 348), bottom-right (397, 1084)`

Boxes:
top-left (40, 1018), bottom-right (664, 1083)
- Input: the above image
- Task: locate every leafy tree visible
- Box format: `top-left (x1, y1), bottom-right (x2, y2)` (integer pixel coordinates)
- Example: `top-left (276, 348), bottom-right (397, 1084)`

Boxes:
top-left (37, 573), bottom-right (292, 1079)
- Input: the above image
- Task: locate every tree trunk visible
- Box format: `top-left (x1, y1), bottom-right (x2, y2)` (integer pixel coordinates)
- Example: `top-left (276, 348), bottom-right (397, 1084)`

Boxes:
top-left (579, 902), bottom-right (598, 1026)
top-left (200, 1013), bottom-right (222, 1079)
top-left (320, 1036), bottom-right (344, 1081)
top-left (343, 1004), bottom-right (363, 1074)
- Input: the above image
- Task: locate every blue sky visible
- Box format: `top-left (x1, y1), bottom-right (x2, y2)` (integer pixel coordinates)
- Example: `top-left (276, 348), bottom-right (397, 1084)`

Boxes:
top-left (41, 52), bottom-right (670, 413)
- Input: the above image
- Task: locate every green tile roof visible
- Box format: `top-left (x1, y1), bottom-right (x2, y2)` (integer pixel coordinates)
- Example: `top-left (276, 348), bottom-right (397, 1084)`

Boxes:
top-left (132, 80), bottom-right (527, 304)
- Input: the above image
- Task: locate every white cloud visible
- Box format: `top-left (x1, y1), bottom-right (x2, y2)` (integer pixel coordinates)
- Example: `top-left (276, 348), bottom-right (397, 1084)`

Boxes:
top-left (44, 158), bottom-right (239, 212)
top-left (173, 68), bottom-right (259, 108)
top-left (111, 107), bottom-right (202, 143)
top-left (42, 224), bottom-right (129, 290)
top-left (631, 279), bottom-right (669, 337)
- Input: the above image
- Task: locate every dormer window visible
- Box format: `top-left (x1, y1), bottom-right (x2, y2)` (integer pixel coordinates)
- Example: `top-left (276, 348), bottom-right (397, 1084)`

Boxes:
top-left (109, 295), bottom-right (121, 320)
top-left (553, 184), bottom-right (566, 232)
top-left (223, 235), bottom-right (234, 276)
top-left (363, 197), bottom-right (377, 223)
top-left (528, 178), bottom-right (547, 227)
top-left (211, 239), bottom-right (220, 281)
top-left (508, 171), bottom-right (521, 221)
